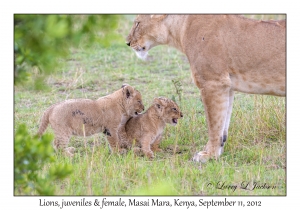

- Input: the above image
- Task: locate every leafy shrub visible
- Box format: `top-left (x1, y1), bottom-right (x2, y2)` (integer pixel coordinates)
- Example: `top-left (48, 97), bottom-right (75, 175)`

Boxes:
top-left (14, 124), bottom-right (73, 195)
top-left (14, 15), bottom-right (122, 89)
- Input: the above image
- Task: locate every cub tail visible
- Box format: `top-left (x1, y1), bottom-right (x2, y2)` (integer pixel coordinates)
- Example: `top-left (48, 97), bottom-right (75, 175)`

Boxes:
top-left (37, 106), bottom-right (53, 136)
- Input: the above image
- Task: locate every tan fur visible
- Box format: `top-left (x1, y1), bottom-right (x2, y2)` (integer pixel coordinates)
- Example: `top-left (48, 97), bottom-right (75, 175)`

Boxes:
top-left (37, 84), bottom-right (144, 156)
top-left (126, 15), bottom-right (286, 162)
top-left (124, 97), bottom-right (183, 159)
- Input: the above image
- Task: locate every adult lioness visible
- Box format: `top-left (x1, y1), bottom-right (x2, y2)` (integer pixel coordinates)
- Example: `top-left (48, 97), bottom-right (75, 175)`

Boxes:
top-left (38, 84), bottom-right (144, 156)
top-left (126, 15), bottom-right (286, 162)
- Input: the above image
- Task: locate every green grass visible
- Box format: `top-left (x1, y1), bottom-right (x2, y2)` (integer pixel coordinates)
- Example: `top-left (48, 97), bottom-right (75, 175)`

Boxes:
top-left (14, 15), bottom-right (286, 195)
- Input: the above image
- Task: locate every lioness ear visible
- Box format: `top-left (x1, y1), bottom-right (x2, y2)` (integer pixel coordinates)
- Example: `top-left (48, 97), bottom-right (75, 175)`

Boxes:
top-left (150, 15), bottom-right (167, 21)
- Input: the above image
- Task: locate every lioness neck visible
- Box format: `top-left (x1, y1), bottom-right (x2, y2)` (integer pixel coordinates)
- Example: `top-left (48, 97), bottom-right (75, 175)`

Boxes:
top-left (163, 15), bottom-right (189, 53)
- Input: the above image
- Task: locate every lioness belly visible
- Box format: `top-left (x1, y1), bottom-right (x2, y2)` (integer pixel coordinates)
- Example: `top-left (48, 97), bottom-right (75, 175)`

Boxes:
top-left (230, 73), bottom-right (285, 96)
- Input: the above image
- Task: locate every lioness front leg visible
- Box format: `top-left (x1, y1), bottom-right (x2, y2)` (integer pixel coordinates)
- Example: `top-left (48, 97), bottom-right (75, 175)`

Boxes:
top-left (193, 80), bottom-right (231, 162)
top-left (221, 90), bottom-right (235, 153)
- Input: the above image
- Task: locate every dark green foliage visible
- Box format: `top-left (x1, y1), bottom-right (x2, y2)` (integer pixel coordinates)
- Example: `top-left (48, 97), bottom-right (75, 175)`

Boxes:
top-left (14, 14), bottom-right (122, 89)
top-left (14, 124), bottom-right (73, 195)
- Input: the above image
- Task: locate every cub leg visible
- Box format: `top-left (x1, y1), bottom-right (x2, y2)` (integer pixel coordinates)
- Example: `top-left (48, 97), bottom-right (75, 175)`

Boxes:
top-left (106, 131), bottom-right (127, 154)
top-left (151, 134), bottom-right (163, 153)
top-left (140, 135), bottom-right (154, 159)
top-left (193, 80), bottom-right (231, 162)
top-left (53, 130), bottom-right (74, 157)
top-left (117, 117), bottom-right (130, 148)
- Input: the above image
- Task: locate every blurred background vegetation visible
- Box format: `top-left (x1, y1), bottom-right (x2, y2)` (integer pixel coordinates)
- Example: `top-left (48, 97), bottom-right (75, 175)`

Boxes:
top-left (14, 15), bottom-right (123, 89)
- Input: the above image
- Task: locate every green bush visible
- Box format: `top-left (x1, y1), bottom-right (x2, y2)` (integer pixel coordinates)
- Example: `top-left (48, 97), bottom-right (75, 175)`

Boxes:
top-left (14, 15), bottom-right (122, 89)
top-left (14, 124), bottom-right (73, 195)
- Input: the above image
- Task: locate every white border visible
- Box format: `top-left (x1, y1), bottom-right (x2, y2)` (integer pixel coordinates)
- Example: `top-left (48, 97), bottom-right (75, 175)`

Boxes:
top-left (2, 0), bottom-right (299, 209)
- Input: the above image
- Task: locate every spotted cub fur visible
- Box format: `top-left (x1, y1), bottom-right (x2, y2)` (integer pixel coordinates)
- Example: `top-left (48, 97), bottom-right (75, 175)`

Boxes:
top-left (37, 84), bottom-right (144, 156)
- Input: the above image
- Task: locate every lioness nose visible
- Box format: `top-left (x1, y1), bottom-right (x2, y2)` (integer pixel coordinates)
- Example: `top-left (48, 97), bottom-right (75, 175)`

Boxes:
top-left (126, 42), bottom-right (131, 46)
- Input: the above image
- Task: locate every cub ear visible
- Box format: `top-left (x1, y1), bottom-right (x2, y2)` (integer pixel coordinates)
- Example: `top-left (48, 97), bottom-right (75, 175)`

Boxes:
top-left (121, 83), bottom-right (130, 88)
top-left (150, 15), bottom-right (167, 21)
top-left (153, 98), bottom-right (163, 109)
top-left (123, 86), bottom-right (133, 98)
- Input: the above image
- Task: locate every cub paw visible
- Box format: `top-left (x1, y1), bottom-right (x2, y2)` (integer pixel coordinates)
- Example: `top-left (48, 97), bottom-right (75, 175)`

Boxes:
top-left (119, 148), bottom-right (128, 154)
top-left (145, 151), bottom-right (154, 159)
top-left (63, 148), bottom-right (75, 157)
top-left (152, 148), bottom-right (163, 153)
top-left (65, 147), bottom-right (76, 154)
top-left (133, 147), bottom-right (143, 156)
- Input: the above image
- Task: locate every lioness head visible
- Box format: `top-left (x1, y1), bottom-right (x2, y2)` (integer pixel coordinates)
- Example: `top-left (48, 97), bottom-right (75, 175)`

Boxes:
top-left (153, 97), bottom-right (183, 126)
top-left (121, 84), bottom-right (144, 117)
top-left (126, 15), bottom-right (168, 60)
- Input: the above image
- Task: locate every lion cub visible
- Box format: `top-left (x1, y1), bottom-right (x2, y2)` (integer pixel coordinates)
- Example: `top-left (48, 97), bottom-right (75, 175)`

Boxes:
top-left (37, 84), bottom-right (144, 156)
top-left (124, 97), bottom-right (183, 159)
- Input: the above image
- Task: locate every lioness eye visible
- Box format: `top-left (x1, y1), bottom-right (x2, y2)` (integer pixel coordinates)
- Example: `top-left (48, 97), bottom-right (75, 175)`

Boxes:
top-left (135, 22), bottom-right (140, 27)
top-left (172, 108), bottom-right (177, 111)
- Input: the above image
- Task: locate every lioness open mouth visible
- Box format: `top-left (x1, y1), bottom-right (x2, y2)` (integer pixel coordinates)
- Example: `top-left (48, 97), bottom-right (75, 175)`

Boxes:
top-left (172, 118), bottom-right (178, 124)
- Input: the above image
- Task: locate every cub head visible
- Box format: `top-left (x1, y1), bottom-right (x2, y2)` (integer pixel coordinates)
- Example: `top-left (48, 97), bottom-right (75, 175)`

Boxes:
top-left (121, 84), bottom-right (144, 117)
top-left (126, 15), bottom-right (168, 60)
top-left (153, 97), bottom-right (183, 126)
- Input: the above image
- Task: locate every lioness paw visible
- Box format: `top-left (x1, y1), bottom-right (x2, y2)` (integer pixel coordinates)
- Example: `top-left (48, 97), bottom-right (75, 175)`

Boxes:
top-left (192, 151), bottom-right (210, 163)
top-left (192, 146), bottom-right (223, 163)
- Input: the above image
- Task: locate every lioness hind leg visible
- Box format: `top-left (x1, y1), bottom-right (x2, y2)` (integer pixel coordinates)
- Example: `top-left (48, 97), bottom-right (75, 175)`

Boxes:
top-left (192, 80), bottom-right (231, 162)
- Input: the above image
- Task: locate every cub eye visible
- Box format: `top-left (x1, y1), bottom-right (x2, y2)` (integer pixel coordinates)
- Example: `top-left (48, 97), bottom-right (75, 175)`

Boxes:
top-left (135, 22), bottom-right (140, 27)
top-left (172, 108), bottom-right (177, 111)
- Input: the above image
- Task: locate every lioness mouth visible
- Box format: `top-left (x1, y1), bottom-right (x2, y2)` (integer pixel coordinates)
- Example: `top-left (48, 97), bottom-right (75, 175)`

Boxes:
top-left (135, 112), bottom-right (140, 116)
top-left (172, 118), bottom-right (178, 124)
